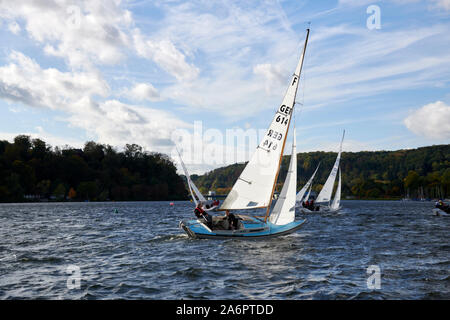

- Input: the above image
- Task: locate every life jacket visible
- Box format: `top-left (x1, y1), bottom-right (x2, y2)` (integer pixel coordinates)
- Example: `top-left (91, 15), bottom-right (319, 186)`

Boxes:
top-left (194, 206), bottom-right (205, 218)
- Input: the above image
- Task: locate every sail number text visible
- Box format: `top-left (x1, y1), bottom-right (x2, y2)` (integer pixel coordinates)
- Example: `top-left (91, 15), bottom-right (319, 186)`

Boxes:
top-left (278, 104), bottom-right (292, 115)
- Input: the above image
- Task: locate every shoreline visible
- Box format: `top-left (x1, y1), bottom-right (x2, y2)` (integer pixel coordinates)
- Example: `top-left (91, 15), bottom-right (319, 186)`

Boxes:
top-left (0, 198), bottom-right (441, 204)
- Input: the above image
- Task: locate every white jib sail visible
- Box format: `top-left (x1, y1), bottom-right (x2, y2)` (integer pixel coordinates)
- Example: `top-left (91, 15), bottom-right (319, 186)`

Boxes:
top-left (296, 162), bottom-right (320, 204)
top-left (304, 184), bottom-right (312, 202)
top-left (176, 147), bottom-right (206, 205)
top-left (269, 130), bottom-right (297, 225)
top-left (220, 30), bottom-right (309, 211)
top-left (331, 167), bottom-right (341, 210)
top-left (316, 130), bottom-right (345, 204)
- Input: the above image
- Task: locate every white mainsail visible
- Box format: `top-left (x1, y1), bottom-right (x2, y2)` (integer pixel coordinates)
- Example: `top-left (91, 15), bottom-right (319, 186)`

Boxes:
top-left (296, 162), bottom-right (320, 204)
top-left (176, 147), bottom-right (206, 205)
top-left (220, 29), bottom-right (310, 211)
top-left (331, 168), bottom-right (341, 210)
top-left (269, 129), bottom-right (297, 225)
top-left (316, 130), bottom-right (345, 204)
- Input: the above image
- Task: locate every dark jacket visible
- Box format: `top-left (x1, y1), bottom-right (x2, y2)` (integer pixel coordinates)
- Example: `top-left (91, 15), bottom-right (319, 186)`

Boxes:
top-left (227, 213), bottom-right (239, 229)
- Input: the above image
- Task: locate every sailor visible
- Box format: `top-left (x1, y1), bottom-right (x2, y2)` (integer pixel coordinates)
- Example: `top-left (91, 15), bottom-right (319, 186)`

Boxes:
top-left (194, 202), bottom-right (213, 228)
top-left (225, 210), bottom-right (239, 230)
top-left (310, 199), bottom-right (315, 210)
top-left (194, 202), bottom-right (205, 218)
top-left (202, 211), bottom-right (213, 228)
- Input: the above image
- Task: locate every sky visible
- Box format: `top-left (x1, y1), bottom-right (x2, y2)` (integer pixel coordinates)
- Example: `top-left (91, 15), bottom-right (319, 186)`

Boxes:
top-left (0, 0), bottom-right (449, 174)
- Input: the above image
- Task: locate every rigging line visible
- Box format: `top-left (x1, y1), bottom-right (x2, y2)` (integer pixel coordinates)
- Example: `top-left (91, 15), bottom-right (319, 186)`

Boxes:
top-left (297, 23), bottom-right (310, 118)
top-left (294, 42), bottom-right (308, 129)
top-left (299, 41), bottom-right (307, 119)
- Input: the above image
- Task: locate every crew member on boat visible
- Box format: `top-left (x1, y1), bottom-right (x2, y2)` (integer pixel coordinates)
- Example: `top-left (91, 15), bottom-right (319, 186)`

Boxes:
top-left (194, 202), bottom-right (213, 227)
top-left (225, 210), bottom-right (239, 230)
top-left (194, 202), bottom-right (205, 217)
top-left (309, 199), bottom-right (316, 210)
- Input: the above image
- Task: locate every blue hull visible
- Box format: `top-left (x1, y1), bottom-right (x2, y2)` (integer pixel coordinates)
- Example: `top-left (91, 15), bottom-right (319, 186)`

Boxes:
top-left (179, 215), bottom-right (306, 239)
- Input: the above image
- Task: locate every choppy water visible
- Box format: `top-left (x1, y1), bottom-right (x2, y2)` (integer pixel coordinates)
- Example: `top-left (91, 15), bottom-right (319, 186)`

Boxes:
top-left (0, 200), bottom-right (448, 299)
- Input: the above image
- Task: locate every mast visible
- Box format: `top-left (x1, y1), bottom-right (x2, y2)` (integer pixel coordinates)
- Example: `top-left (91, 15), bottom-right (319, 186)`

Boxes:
top-left (264, 28), bottom-right (310, 222)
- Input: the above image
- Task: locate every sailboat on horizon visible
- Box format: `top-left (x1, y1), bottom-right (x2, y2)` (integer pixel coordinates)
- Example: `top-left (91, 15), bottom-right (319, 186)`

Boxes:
top-left (179, 29), bottom-right (311, 239)
top-left (295, 162), bottom-right (320, 206)
top-left (299, 131), bottom-right (345, 213)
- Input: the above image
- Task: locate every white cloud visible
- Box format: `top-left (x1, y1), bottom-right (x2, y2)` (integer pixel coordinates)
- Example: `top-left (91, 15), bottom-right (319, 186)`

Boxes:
top-left (0, 0), bottom-right (132, 68)
top-left (430, 0), bottom-right (450, 10)
top-left (404, 101), bottom-right (450, 139)
top-left (253, 63), bottom-right (286, 94)
top-left (338, 0), bottom-right (376, 7)
top-left (123, 83), bottom-right (160, 102)
top-left (65, 99), bottom-right (190, 153)
top-left (0, 51), bottom-right (190, 154)
top-left (8, 21), bottom-right (20, 34)
top-left (0, 51), bottom-right (109, 110)
top-left (133, 30), bottom-right (199, 81)
top-left (339, 0), bottom-right (450, 11)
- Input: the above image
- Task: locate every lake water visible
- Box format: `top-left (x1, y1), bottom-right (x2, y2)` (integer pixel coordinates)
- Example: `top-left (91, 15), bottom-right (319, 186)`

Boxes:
top-left (0, 200), bottom-right (448, 299)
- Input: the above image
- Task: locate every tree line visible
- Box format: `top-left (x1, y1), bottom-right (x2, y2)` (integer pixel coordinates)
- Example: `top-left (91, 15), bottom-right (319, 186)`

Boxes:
top-left (0, 135), bottom-right (187, 202)
top-left (191, 144), bottom-right (450, 200)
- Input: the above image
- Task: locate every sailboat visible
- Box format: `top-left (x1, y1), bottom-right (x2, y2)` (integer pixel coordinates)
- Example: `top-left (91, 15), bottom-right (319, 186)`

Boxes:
top-left (299, 131), bottom-right (345, 213)
top-left (295, 162), bottom-right (320, 207)
top-left (176, 147), bottom-right (219, 212)
top-left (179, 29), bottom-right (311, 239)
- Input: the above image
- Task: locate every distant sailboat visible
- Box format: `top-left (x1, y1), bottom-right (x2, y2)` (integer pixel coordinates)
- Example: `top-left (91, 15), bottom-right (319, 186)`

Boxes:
top-left (179, 29), bottom-right (311, 239)
top-left (300, 131), bottom-right (344, 213)
top-left (295, 162), bottom-right (320, 206)
top-left (176, 147), bottom-right (219, 211)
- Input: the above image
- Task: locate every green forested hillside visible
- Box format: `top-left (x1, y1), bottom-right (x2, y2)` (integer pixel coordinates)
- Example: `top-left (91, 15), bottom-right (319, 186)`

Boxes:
top-left (191, 144), bottom-right (450, 199)
top-left (0, 135), bottom-right (187, 202)
top-left (1, 135), bottom-right (448, 202)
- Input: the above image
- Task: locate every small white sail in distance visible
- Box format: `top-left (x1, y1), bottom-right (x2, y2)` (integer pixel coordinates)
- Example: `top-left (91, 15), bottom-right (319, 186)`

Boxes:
top-left (296, 162), bottom-right (320, 204)
top-left (331, 168), bottom-right (341, 210)
top-left (316, 130), bottom-right (345, 204)
top-left (269, 129), bottom-right (297, 225)
top-left (220, 29), bottom-right (310, 211)
top-left (304, 184), bottom-right (312, 202)
top-left (176, 147), bottom-right (206, 205)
